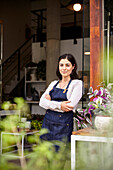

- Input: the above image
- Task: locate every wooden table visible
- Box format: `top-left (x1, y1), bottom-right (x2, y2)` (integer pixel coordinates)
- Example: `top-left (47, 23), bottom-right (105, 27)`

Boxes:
top-left (71, 128), bottom-right (113, 170)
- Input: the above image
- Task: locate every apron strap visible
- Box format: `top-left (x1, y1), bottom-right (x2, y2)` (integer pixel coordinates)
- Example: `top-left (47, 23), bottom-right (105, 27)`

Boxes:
top-left (49, 81), bottom-right (59, 95)
top-left (53, 81), bottom-right (59, 88)
top-left (54, 79), bottom-right (71, 89)
top-left (52, 79), bottom-right (71, 94)
top-left (63, 79), bottom-right (72, 93)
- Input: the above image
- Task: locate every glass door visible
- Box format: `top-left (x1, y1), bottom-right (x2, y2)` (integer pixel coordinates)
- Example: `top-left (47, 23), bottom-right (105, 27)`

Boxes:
top-left (104, 0), bottom-right (113, 84)
top-left (82, 0), bottom-right (90, 107)
top-left (0, 20), bottom-right (3, 106)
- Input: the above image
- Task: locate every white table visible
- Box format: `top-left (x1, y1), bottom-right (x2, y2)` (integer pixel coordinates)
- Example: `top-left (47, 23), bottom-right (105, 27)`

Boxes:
top-left (71, 128), bottom-right (113, 170)
top-left (1, 130), bottom-right (39, 158)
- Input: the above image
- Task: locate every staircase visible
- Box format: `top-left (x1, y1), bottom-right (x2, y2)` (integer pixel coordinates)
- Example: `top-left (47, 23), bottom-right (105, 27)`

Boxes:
top-left (2, 35), bottom-right (36, 96)
top-left (2, 9), bottom-right (47, 99)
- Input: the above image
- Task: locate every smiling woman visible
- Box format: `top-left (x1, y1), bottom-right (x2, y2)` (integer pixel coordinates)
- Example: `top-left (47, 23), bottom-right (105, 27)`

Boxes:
top-left (39, 54), bottom-right (82, 145)
top-left (59, 58), bottom-right (74, 83)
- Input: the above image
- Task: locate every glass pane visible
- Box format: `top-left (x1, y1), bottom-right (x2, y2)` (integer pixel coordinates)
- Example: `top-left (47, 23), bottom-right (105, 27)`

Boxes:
top-left (0, 20), bottom-right (3, 105)
top-left (0, 23), bottom-right (1, 59)
top-left (82, 0), bottom-right (90, 107)
top-left (104, 1), bottom-right (113, 84)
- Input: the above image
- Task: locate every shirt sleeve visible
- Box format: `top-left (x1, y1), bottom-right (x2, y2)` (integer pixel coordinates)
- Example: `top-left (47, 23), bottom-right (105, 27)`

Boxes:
top-left (67, 80), bottom-right (83, 111)
top-left (39, 81), bottom-right (63, 112)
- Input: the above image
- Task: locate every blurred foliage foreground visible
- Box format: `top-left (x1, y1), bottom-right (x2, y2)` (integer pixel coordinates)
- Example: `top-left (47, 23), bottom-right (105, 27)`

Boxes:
top-left (1, 97), bottom-right (113, 170)
top-left (0, 98), bottom-right (71, 170)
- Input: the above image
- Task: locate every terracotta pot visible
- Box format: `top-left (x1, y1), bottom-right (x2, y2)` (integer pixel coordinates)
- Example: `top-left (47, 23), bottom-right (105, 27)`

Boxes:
top-left (95, 115), bottom-right (113, 131)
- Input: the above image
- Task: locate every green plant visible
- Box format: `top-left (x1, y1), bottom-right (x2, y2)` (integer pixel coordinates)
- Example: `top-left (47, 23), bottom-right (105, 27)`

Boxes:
top-left (26, 128), bottom-right (71, 170)
top-left (0, 98), bottom-right (71, 170)
top-left (36, 60), bottom-right (46, 80)
top-left (0, 97), bottom-right (29, 169)
top-left (31, 119), bottom-right (42, 130)
top-left (76, 82), bottom-right (113, 128)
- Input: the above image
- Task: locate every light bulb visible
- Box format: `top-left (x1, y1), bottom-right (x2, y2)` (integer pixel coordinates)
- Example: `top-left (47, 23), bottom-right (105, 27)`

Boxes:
top-left (84, 52), bottom-right (90, 55)
top-left (73, 3), bottom-right (81, 11)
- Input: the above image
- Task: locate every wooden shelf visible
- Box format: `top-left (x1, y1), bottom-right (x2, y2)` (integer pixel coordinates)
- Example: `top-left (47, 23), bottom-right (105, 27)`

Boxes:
top-left (26, 66), bottom-right (37, 69)
top-left (25, 67), bottom-right (46, 114)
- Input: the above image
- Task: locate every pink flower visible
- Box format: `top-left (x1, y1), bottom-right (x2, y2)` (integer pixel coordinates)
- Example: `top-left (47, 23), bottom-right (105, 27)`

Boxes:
top-left (93, 97), bottom-right (98, 102)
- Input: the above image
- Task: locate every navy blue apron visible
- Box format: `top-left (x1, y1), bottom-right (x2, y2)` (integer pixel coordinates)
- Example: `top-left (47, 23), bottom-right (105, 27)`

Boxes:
top-left (41, 79), bottom-right (73, 142)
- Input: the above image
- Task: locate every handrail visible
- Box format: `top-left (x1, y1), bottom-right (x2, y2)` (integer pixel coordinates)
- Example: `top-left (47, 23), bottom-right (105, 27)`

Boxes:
top-left (2, 34), bottom-right (36, 87)
top-left (2, 34), bottom-right (36, 66)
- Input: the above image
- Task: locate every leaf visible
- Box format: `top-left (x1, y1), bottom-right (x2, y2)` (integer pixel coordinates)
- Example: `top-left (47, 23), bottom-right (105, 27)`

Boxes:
top-left (88, 101), bottom-right (94, 106)
top-left (89, 87), bottom-right (93, 94)
top-left (39, 128), bottom-right (49, 135)
top-left (14, 97), bottom-right (25, 104)
top-left (1, 101), bottom-right (11, 110)
top-left (89, 94), bottom-right (94, 99)
top-left (107, 83), bottom-right (113, 89)
top-left (94, 89), bottom-right (98, 96)
top-left (77, 108), bottom-right (84, 113)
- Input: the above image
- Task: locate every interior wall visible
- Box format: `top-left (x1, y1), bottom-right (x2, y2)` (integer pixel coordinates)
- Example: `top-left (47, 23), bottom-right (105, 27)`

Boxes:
top-left (32, 37), bottom-right (90, 72)
top-left (60, 38), bottom-right (90, 72)
top-left (0, 0), bottom-right (31, 62)
top-left (32, 42), bottom-right (46, 63)
top-left (31, 0), bottom-right (46, 10)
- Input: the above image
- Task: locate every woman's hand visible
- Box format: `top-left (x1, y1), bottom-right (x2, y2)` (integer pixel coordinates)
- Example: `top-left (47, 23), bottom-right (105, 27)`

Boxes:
top-left (61, 101), bottom-right (73, 112)
top-left (45, 94), bottom-right (51, 101)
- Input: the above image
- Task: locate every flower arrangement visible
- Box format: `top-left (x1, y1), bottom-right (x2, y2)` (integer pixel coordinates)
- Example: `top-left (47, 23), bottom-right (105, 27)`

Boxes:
top-left (75, 82), bottom-right (113, 129)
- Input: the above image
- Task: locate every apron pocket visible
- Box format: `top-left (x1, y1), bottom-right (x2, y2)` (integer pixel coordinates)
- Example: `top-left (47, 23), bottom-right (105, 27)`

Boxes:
top-left (41, 118), bottom-right (73, 141)
top-left (52, 121), bottom-right (70, 141)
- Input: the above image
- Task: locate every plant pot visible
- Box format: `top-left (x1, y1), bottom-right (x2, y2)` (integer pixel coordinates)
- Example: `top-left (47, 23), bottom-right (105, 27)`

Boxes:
top-left (30, 73), bottom-right (37, 81)
top-left (25, 121), bottom-right (31, 129)
top-left (21, 117), bottom-right (27, 123)
top-left (94, 115), bottom-right (113, 131)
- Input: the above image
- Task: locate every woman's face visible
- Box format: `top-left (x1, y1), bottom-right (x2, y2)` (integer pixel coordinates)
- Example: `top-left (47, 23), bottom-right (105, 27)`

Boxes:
top-left (59, 58), bottom-right (74, 78)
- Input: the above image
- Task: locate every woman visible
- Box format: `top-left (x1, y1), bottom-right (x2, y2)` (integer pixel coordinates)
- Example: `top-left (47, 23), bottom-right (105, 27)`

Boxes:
top-left (39, 54), bottom-right (82, 142)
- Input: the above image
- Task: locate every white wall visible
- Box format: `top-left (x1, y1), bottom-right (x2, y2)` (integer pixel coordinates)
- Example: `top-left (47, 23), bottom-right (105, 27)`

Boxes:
top-left (0, 0), bottom-right (31, 61)
top-left (32, 42), bottom-right (46, 63)
top-left (60, 39), bottom-right (82, 71)
top-left (60, 38), bottom-right (90, 72)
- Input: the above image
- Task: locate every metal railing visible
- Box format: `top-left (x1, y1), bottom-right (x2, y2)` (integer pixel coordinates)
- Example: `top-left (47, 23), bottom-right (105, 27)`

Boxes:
top-left (2, 34), bottom-right (36, 90)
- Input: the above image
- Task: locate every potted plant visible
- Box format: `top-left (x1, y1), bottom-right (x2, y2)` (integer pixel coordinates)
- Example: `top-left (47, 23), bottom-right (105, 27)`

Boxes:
top-left (30, 114), bottom-right (44, 130)
top-left (1, 97), bottom-right (32, 131)
top-left (36, 60), bottom-right (46, 80)
top-left (76, 82), bottom-right (113, 131)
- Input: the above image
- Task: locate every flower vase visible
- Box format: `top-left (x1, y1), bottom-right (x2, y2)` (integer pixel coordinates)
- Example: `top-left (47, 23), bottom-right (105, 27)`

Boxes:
top-left (91, 111), bottom-right (96, 129)
top-left (94, 115), bottom-right (113, 132)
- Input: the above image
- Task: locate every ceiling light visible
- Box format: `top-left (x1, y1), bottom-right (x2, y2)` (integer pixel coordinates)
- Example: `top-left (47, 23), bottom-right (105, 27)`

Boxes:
top-left (65, 0), bottom-right (83, 11)
top-left (73, 3), bottom-right (81, 11)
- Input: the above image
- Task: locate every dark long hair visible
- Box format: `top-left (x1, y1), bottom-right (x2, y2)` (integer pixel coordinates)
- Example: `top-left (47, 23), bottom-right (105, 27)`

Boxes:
top-left (56, 54), bottom-right (79, 80)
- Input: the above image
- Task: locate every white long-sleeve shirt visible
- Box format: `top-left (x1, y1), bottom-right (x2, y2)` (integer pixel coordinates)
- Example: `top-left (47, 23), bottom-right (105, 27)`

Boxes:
top-left (39, 79), bottom-right (83, 112)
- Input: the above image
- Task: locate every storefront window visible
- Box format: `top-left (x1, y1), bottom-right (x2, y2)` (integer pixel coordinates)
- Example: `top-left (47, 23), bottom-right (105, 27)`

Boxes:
top-left (0, 20), bottom-right (3, 105)
top-left (104, 0), bottom-right (113, 84)
top-left (82, 0), bottom-right (90, 108)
